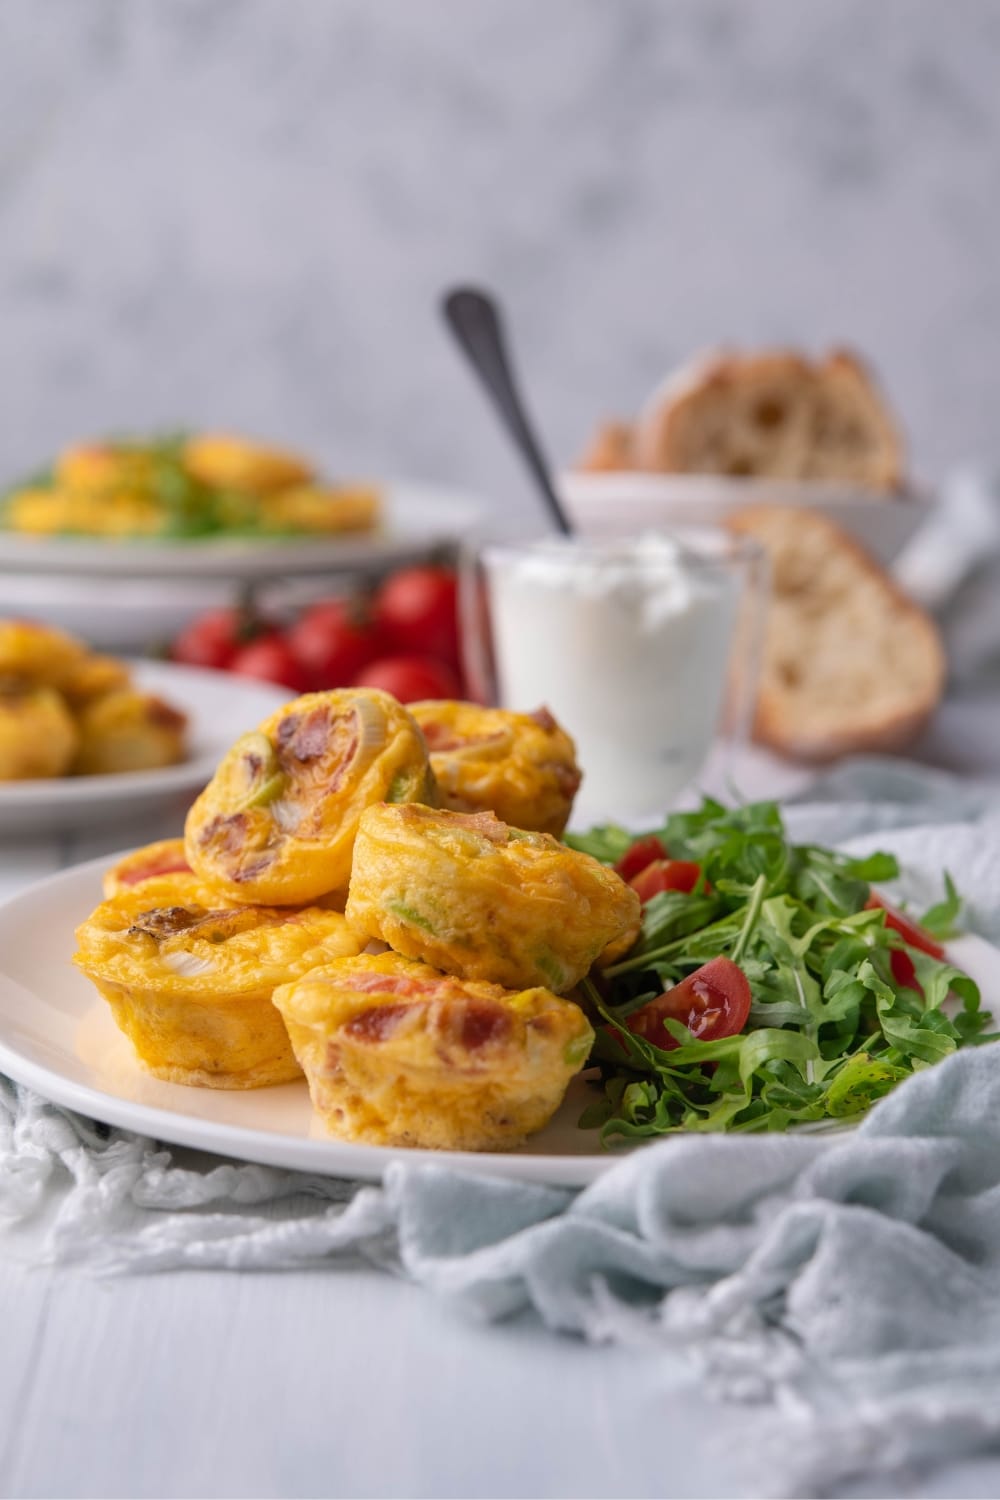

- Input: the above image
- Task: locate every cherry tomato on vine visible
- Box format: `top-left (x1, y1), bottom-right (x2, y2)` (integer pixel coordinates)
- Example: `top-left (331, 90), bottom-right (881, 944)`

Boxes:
top-left (353, 653), bottom-right (460, 703)
top-left (229, 636), bottom-right (310, 693)
top-left (373, 566), bottom-right (460, 669)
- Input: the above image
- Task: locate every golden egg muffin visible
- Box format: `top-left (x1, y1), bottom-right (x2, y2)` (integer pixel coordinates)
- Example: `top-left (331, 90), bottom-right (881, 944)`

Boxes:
top-left (185, 689), bottom-right (434, 907)
top-left (0, 620), bottom-right (86, 688)
top-left (4, 487), bottom-right (78, 536)
top-left (273, 951), bottom-right (594, 1150)
top-left (74, 883), bottom-right (362, 1088)
top-left (256, 484), bottom-right (380, 536)
top-left (102, 839), bottom-right (195, 899)
top-left (410, 701), bottom-right (581, 835)
top-left (182, 434), bottom-right (314, 493)
top-left (55, 442), bottom-right (157, 496)
top-left (60, 653), bottom-right (132, 709)
top-left (73, 690), bottom-right (188, 775)
top-left (0, 686), bottom-right (79, 779)
top-left (346, 804), bottom-right (641, 993)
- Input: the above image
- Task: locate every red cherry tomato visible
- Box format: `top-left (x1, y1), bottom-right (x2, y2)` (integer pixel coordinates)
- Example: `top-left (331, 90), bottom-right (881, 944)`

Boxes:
top-left (629, 859), bottom-right (705, 903)
top-left (888, 948), bottom-right (921, 993)
top-left (614, 836), bottom-right (668, 882)
top-left (171, 607), bottom-right (255, 671)
top-left (865, 894), bottom-right (945, 960)
top-left (229, 636), bottom-right (310, 693)
top-left (625, 956), bottom-right (752, 1050)
top-left (353, 654), bottom-right (460, 703)
top-left (373, 566), bottom-right (460, 668)
top-left (286, 599), bottom-right (382, 690)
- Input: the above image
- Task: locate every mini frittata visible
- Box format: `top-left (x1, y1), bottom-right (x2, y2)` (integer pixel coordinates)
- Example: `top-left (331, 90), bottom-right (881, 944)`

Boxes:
top-left (75, 879), bottom-right (362, 1088)
top-left (410, 701), bottom-right (581, 835)
top-left (345, 803), bottom-right (641, 993)
top-left (73, 690), bottom-right (188, 775)
top-left (185, 689), bottom-right (435, 906)
top-left (102, 839), bottom-right (195, 898)
top-left (273, 951), bottom-right (594, 1150)
top-left (0, 686), bottom-right (79, 779)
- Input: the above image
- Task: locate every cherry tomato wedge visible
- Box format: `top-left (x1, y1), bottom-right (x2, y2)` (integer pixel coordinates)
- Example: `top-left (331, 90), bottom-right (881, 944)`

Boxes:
top-left (629, 859), bottom-right (705, 903)
top-left (888, 948), bottom-right (921, 993)
top-left (625, 956), bottom-right (752, 1050)
top-left (613, 836), bottom-right (668, 882)
top-left (865, 894), bottom-right (945, 960)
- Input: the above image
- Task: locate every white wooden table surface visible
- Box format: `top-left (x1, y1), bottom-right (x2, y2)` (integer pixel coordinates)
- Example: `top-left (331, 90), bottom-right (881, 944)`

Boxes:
top-left (4, 694), bottom-right (1000, 1499)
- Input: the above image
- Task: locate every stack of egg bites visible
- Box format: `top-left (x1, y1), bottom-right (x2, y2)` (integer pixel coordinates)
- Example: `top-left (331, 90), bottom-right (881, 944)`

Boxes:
top-left (75, 690), bottom-right (641, 1151)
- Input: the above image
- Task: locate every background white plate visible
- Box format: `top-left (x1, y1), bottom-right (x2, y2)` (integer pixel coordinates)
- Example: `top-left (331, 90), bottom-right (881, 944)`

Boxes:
top-left (558, 471), bottom-right (934, 566)
top-left (0, 855), bottom-right (995, 1187)
top-left (0, 480), bottom-right (483, 580)
top-left (0, 660), bottom-right (288, 836)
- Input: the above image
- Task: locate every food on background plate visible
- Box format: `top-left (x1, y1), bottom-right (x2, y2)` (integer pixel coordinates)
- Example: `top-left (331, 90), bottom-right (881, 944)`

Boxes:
top-left (73, 689), bottom-right (188, 776)
top-left (185, 689), bottom-right (435, 906)
top-left (74, 878), bottom-right (362, 1088)
top-left (577, 348), bottom-right (904, 490)
top-left (2, 433), bottom-right (380, 541)
top-left (410, 700), bottom-right (581, 835)
top-left (566, 797), bottom-right (989, 1139)
top-left (102, 839), bottom-right (194, 898)
top-left (345, 802), bottom-right (640, 992)
top-left (274, 951), bottom-right (594, 1150)
top-left (171, 564), bottom-right (464, 700)
top-left (726, 505), bottom-right (945, 760)
top-left (0, 687), bottom-right (79, 779)
top-left (0, 620), bottom-right (188, 781)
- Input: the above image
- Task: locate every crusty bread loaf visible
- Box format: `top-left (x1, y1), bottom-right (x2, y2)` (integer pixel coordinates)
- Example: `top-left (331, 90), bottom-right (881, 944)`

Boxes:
top-left (578, 349), bottom-right (904, 491)
top-left (726, 505), bottom-right (945, 761)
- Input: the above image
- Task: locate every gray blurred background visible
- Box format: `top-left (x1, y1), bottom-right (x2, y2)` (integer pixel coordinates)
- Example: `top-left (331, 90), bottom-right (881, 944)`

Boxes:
top-left (1, 0), bottom-right (999, 517)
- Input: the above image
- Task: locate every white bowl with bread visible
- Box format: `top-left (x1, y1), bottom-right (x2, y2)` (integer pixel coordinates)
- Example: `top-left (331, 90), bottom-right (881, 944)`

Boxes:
top-left (565, 347), bottom-right (944, 764)
top-left (563, 348), bottom-right (932, 565)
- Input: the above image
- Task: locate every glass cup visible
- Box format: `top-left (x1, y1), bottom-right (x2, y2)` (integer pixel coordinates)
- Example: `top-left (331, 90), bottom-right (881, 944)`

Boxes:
top-left (460, 527), bottom-right (768, 827)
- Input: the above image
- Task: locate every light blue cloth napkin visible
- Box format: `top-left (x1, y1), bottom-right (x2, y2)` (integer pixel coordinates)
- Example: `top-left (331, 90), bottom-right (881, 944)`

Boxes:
top-left (3, 756), bottom-right (1000, 1495)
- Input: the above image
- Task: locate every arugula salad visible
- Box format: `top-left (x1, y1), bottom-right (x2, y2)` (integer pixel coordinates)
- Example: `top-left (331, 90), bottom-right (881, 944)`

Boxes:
top-left (567, 797), bottom-right (994, 1141)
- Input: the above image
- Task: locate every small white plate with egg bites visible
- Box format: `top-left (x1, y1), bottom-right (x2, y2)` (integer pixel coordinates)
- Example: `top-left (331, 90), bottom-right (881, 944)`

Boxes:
top-left (0, 661), bottom-right (289, 836)
top-left (0, 852), bottom-right (996, 1186)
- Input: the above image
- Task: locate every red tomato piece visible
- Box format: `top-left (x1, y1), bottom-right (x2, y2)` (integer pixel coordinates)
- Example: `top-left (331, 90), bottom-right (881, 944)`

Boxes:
top-left (171, 607), bottom-right (256, 671)
top-left (613, 836), bottom-right (668, 882)
top-left (353, 654), bottom-right (460, 703)
top-left (373, 566), bottom-right (461, 668)
top-left (229, 636), bottom-right (310, 693)
top-left (629, 859), bottom-right (705, 903)
top-left (286, 599), bottom-right (382, 690)
top-left (625, 956), bottom-right (752, 1050)
top-left (865, 894), bottom-right (945, 960)
top-left (888, 948), bottom-right (922, 993)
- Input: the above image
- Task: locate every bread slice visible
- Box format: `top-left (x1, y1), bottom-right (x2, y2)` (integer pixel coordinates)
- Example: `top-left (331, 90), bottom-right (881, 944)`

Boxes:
top-left (634, 349), bottom-right (904, 490)
top-left (576, 420), bottom-right (636, 473)
top-left (726, 505), bottom-right (945, 761)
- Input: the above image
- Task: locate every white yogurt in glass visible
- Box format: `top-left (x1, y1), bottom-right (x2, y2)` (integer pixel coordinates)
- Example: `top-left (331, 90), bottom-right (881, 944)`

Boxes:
top-left (481, 532), bottom-right (747, 824)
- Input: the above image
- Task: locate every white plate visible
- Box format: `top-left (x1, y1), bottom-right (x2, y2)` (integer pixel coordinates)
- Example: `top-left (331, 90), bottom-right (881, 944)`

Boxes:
top-left (0, 660), bottom-right (289, 836)
top-left (0, 480), bottom-right (483, 579)
top-left (558, 472), bottom-right (934, 566)
top-left (0, 855), bottom-right (995, 1187)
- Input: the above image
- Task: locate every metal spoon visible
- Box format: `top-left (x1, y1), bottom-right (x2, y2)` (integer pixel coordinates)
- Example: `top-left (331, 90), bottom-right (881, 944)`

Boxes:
top-left (441, 286), bottom-right (573, 536)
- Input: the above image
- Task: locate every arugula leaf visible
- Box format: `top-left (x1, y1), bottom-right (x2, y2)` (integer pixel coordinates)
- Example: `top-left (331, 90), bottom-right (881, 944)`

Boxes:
top-left (918, 873), bottom-right (963, 941)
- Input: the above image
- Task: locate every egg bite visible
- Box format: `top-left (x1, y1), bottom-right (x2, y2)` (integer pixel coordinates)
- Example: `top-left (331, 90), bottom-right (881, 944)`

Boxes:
top-left (74, 690), bottom-right (188, 775)
top-left (273, 951), bottom-right (594, 1150)
top-left (0, 686), bottom-right (79, 779)
top-left (74, 882), bottom-right (362, 1088)
top-left (55, 441), bottom-right (158, 496)
top-left (60, 653), bottom-right (132, 709)
top-left (346, 804), bottom-right (641, 993)
top-left (182, 434), bottom-right (314, 493)
top-left (410, 701), bottom-right (581, 835)
top-left (185, 689), bottom-right (434, 906)
top-left (0, 619), bottom-right (86, 688)
top-left (256, 484), bottom-right (380, 536)
top-left (102, 839), bottom-right (195, 898)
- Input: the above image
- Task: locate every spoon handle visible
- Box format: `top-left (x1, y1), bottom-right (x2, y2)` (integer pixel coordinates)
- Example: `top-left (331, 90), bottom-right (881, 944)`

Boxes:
top-left (442, 286), bottom-right (573, 536)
